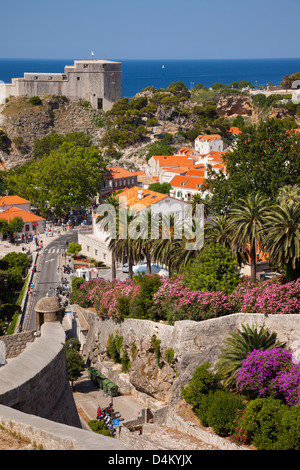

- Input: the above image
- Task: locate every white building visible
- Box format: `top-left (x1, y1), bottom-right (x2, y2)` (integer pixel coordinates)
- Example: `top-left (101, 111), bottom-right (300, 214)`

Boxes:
top-left (194, 134), bottom-right (223, 154)
top-left (79, 186), bottom-right (189, 266)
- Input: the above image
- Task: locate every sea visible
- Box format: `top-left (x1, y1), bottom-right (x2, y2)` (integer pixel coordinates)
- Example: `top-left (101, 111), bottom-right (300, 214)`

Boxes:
top-left (1, 57), bottom-right (300, 99)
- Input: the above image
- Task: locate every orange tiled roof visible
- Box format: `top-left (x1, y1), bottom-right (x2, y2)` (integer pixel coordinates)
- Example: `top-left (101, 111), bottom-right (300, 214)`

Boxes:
top-left (106, 166), bottom-right (137, 180)
top-left (229, 126), bottom-right (242, 134)
top-left (115, 186), bottom-right (168, 212)
top-left (161, 166), bottom-right (191, 174)
top-left (0, 206), bottom-right (45, 223)
top-left (170, 175), bottom-right (205, 189)
top-left (205, 151), bottom-right (227, 162)
top-left (177, 147), bottom-right (195, 156)
top-left (0, 195), bottom-right (30, 206)
top-left (151, 155), bottom-right (195, 167)
top-left (195, 134), bottom-right (222, 142)
top-left (184, 168), bottom-right (206, 177)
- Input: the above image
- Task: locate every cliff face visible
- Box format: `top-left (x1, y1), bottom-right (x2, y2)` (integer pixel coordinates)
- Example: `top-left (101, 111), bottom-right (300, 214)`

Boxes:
top-left (216, 94), bottom-right (253, 117)
top-left (0, 96), bottom-right (104, 169)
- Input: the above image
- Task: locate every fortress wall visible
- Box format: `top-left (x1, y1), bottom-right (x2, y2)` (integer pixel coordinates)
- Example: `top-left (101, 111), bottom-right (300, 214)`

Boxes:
top-left (78, 308), bottom-right (300, 404)
top-left (4, 60), bottom-right (122, 111)
top-left (0, 404), bottom-right (127, 450)
top-left (0, 322), bottom-right (81, 428)
top-left (0, 330), bottom-right (36, 359)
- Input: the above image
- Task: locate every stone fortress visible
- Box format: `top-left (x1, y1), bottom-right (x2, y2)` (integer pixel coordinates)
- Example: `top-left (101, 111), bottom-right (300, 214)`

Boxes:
top-left (3, 59), bottom-right (122, 111)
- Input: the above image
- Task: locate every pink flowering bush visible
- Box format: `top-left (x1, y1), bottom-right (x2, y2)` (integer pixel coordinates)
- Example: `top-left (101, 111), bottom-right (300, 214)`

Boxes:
top-left (71, 275), bottom-right (300, 323)
top-left (235, 348), bottom-right (300, 406)
top-left (152, 277), bottom-right (235, 323)
top-left (230, 278), bottom-right (300, 315)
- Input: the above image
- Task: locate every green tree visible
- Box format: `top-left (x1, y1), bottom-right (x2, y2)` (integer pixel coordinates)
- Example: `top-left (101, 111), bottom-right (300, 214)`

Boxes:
top-left (0, 216), bottom-right (24, 243)
top-left (263, 201), bottom-right (300, 281)
top-left (33, 131), bottom-right (92, 159)
top-left (227, 193), bottom-right (269, 283)
top-left (203, 119), bottom-right (300, 213)
top-left (6, 142), bottom-right (106, 217)
top-left (148, 182), bottom-right (172, 194)
top-left (184, 243), bottom-right (240, 294)
top-left (96, 193), bottom-right (120, 280)
top-left (66, 348), bottom-right (85, 389)
top-left (66, 242), bottom-right (82, 256)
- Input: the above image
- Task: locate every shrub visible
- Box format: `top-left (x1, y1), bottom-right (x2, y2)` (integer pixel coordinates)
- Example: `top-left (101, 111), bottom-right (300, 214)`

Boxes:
top-left (237, 397), bottom-right (287, 450)
top-left (132, 274), bottom-right (162, 320)
top-left (273, 405), bottom-right (300, 450)
top-left (165, 348), bottom-right (175, 365)
top-left (29, 96), bottom-right (42, 106)
top-left (88, 419), bottom-right (112, 437)
top-left (106, 334), bottom-right (123, 363)
top-left (235, 347), bottom-right (300, 405)
top-left (184, 244), bottom-right (241, 295)
top-left (206, 390), bottom-right (246, 437)
top-left (181, 362), bottom-right (222, 407)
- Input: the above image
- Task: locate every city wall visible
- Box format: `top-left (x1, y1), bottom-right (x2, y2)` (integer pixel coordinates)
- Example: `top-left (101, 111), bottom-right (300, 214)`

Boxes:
top-left (78, 308), bottom-right (300, 405)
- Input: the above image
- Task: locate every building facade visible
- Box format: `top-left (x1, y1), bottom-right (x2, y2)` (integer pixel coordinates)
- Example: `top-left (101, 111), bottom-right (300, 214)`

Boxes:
top-left (4, 60), bottom-right (122, 111)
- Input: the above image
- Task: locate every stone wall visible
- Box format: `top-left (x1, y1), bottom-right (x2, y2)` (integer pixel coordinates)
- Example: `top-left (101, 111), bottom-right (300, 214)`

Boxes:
top-left (0, 404), bottom-right (126, 450)
top-left (78, 307), bottom-right (300, 405)
top-left (0, 330), bottom-right (35, 361)
top-left (0, 321), bottom-right (81, 427)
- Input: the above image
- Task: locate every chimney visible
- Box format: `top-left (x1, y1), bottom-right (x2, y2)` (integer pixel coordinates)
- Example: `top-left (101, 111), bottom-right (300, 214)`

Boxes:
top-left (169, 189), bottom-right (175, 198)
top-left (138, 190), bottom-right (144, 199)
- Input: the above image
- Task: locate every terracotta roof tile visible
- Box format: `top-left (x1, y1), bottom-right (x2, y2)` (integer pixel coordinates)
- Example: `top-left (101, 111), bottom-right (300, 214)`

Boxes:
top-left (195, 134), bottom-right (222, 142)
top-left (0, 206), bottom-right (45, 223)
top-left (0, 195), bottom-right (30, 206)
top-left (115, 186), bottom-right (167, 212)
top-left (170, 175), bottom-right (205, 189)
top-left (106, 166), bottom-right (137, 180)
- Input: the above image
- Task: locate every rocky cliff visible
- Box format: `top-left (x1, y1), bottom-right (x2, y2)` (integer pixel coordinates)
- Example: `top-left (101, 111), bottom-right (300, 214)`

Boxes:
top-left (0, 95), bottom-right (104, 170)
top-left (216, 94), bottom-right (253, 117)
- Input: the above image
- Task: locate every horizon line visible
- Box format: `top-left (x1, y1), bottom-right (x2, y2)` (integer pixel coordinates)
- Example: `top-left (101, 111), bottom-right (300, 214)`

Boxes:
top-left (0, 56), bottom-right (300, 61)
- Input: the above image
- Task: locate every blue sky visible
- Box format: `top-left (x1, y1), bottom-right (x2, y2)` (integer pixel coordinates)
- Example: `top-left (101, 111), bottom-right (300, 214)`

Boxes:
top-left (0, 0), bottom-right (299, 60)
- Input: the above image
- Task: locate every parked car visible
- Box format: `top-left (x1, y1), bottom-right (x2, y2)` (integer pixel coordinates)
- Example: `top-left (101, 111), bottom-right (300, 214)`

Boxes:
top-left (122, 263), bottom-right (129, 273)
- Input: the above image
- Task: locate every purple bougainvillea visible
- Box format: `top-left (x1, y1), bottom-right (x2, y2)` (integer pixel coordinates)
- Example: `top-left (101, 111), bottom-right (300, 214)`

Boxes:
top-left (235, 348), bottom-right (300, 406)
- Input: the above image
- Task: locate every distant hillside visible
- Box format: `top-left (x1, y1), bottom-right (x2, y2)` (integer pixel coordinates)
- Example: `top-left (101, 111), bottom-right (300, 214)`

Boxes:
top-left (0, 81), bottom-right (299, 171)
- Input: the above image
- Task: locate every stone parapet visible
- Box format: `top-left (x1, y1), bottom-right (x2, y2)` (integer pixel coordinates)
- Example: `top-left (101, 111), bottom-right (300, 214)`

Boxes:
top-left (0, 404), bottom-right (127, 450)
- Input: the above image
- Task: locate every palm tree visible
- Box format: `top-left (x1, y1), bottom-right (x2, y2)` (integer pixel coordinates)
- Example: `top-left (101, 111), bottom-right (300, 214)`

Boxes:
top-left (227, 193), bottom-right (269, 283)
top-left (204, 214), bottom-right (231, 247)
top-left (132, 210), bottom-right (156, 274)
top-left (189, 192), bottom-right (211, 218)
top-left (151, 213), bottom-right (184, 276)
top-left (96, 193), bottom-right (120, 280)
top-left (215, 323), bottom-right (286, 389)
top-left (277, 184), bottom-right (300, 206)
top-left (110, 209), bottom-right (143, 279)
top-left (263, 201), bottom-right (300, 281)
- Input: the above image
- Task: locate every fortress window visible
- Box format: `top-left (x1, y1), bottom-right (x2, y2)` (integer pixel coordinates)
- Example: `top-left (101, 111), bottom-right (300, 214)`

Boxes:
top-left (48, 76), bottom-right (53, 80)
top-left (84, 64), bottom-right (88, 68)
top-left (77, 77), bottom-right (80, 81)
top-left (34, 76), bottom-right (38, 80)
top-left (62, 75), bottom-right (67, 80)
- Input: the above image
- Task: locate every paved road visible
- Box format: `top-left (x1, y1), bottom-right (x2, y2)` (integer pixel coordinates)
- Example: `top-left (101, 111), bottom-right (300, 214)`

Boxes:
top-left (24, 230), bottom-right (78, 330)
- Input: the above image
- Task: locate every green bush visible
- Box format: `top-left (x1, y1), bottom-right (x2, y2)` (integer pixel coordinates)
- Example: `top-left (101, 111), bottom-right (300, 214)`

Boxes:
top-left (274, 406), bottom-right (300, 450)
top-left (131, 274), bottom-right (161, 320)
top-left (184, 244), bottom-right (240, 295)
top-left (181, 362), bottom-right (222, 407)
top-left (237, 397), bottom-right (287, 450)
top-left (88, 419), bottom-right (112, 437)
top-left (206, 390), bottom-right (246, 437)
top-left (29, 96), bottom-right (42, 106)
